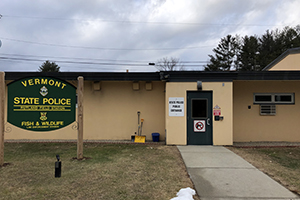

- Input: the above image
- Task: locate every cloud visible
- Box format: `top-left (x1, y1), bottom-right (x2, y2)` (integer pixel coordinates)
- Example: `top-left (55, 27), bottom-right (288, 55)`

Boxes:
top-left (0, 0), bottom-right (299, 72)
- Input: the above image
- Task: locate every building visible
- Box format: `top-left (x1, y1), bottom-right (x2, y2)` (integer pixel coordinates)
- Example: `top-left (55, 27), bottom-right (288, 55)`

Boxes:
top-left (3, 48), bottom-right (300, 145)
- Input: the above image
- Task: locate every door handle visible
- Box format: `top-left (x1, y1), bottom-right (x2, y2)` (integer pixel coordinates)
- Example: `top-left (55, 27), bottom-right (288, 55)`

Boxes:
top-left (207, 118), bottom-right (210, 126)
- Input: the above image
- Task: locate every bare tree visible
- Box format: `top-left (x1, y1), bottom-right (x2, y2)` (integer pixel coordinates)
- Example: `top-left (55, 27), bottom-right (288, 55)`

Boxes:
top-left (155, 57), bottom-right (184, 71)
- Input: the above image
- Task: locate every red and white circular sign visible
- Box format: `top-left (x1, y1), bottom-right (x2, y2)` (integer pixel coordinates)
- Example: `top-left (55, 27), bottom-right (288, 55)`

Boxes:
top-left (194, 120), bottom-right (206, 132)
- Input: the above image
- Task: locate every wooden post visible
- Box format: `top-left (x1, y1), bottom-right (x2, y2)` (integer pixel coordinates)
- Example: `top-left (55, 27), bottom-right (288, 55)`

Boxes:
top-left (77, 76), bottom-right (84, 159)
top-left (0, 72), bottom-right (5, 166)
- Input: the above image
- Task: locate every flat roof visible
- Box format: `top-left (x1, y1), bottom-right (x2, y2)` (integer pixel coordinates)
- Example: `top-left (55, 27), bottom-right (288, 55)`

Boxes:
top-left (4, 71), bottom-right (300, 82)
top-left (4, 72), bottom-right (161, 81)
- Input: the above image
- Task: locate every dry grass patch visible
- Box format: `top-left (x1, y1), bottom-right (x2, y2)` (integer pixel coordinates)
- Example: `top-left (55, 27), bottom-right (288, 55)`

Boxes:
top-left (0, 143), bottom-right (199, 200)
top-left (227, 146), bottom-right (300, 195)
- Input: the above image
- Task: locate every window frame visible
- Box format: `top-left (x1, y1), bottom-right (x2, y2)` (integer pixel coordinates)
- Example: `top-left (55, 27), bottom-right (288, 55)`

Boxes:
top-left (253, 93), bottom-right (294, 105)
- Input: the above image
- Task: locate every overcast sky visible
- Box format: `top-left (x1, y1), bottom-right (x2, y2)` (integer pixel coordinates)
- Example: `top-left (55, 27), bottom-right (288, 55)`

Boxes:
top-left (0, 0), bottom-right (299, 72)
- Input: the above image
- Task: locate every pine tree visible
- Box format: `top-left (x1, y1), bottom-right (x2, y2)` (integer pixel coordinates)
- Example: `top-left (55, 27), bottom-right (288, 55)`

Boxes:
top-left (205, 35), bottom-right (240, 71)
top-left (238, 36), bottom-right (260, 71)
top-left (38, 61), bottom-right (60, 72)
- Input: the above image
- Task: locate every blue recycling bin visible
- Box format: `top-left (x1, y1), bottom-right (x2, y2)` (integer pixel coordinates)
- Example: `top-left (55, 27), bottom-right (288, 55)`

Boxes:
top-left (152, 133), bottom-right (160, 142)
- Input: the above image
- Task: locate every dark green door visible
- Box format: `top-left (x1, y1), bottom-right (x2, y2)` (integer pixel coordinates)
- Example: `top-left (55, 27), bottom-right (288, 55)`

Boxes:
top-left (187, 91), bottom-right (213, 145)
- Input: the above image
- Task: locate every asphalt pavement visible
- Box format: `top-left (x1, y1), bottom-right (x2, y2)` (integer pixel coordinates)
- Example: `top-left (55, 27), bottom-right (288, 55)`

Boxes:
top-left (177, 145), bottom-right (300, 200)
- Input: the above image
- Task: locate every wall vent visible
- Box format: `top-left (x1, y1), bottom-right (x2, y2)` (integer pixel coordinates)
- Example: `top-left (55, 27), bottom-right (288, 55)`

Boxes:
top-left (260, 105), bottom-right (276, 116)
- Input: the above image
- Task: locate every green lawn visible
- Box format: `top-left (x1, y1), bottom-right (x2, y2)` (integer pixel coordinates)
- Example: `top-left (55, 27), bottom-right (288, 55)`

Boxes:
top-left (0, 143), bottom-right (198, 200)
top-left (228, 146), bottom-right (300, 195)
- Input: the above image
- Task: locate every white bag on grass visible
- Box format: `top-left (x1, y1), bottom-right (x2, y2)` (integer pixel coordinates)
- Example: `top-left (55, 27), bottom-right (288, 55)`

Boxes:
top-left (170, 187), bottom-right (196, 200)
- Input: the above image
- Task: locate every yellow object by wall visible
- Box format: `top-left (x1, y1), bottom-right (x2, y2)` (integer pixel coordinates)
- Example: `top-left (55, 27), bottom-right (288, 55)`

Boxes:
top-left (5, 81), bottom-right (165, 141)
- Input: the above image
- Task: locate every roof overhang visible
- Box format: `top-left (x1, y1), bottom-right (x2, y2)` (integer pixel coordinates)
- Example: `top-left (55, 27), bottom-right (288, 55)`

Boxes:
top-left (4, 72), bottom-right (161, 81)
top-left (4, 71), bottom-right (300, 82)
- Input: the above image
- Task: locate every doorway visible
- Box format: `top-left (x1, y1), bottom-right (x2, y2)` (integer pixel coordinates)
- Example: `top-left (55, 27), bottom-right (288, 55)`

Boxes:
top-left (187, 91), bottom-right (213, 145)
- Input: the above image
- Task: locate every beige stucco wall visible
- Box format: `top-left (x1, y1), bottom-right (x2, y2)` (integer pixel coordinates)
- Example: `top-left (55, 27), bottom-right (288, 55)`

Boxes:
top-left (83, 81), bottom-right (165, 140)
top-left (165, 82), bottom-right (233, 145)
top-left (269, 54), bottom-right (300, 70)
top-left (205, 82), bottom-right (233, 145)
top-left (233, 80), bottom-right (300, 142)
top-left (5, 81), bottom-right (165, 141)
top-left (165, 82), bottom-right (194, 145)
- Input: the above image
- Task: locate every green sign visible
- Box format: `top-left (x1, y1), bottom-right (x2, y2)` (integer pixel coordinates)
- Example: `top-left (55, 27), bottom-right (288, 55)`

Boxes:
top-left (7, 76), bottom-right (76, 131)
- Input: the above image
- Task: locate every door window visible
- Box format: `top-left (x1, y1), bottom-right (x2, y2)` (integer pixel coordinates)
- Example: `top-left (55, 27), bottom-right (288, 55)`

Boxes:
top-left (191, 99), bottom-right (207, 118)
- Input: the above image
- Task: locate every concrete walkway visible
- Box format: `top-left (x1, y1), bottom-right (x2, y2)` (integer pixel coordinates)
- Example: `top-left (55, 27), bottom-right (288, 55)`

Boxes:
top-left (178, 146), bottom-right (300, 200)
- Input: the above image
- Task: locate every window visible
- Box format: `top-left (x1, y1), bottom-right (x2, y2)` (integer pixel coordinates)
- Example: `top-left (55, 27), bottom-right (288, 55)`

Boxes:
top-left (192, 99), bottom-right (207, 118)
top-left (254, 93), bottom-right (294, 104)
top-left (260, 105), bottom-right (276, 115)
top-left (275, 94), bottom-right (293, 103)
top-left (254, 94), bottom-right (272, 103)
